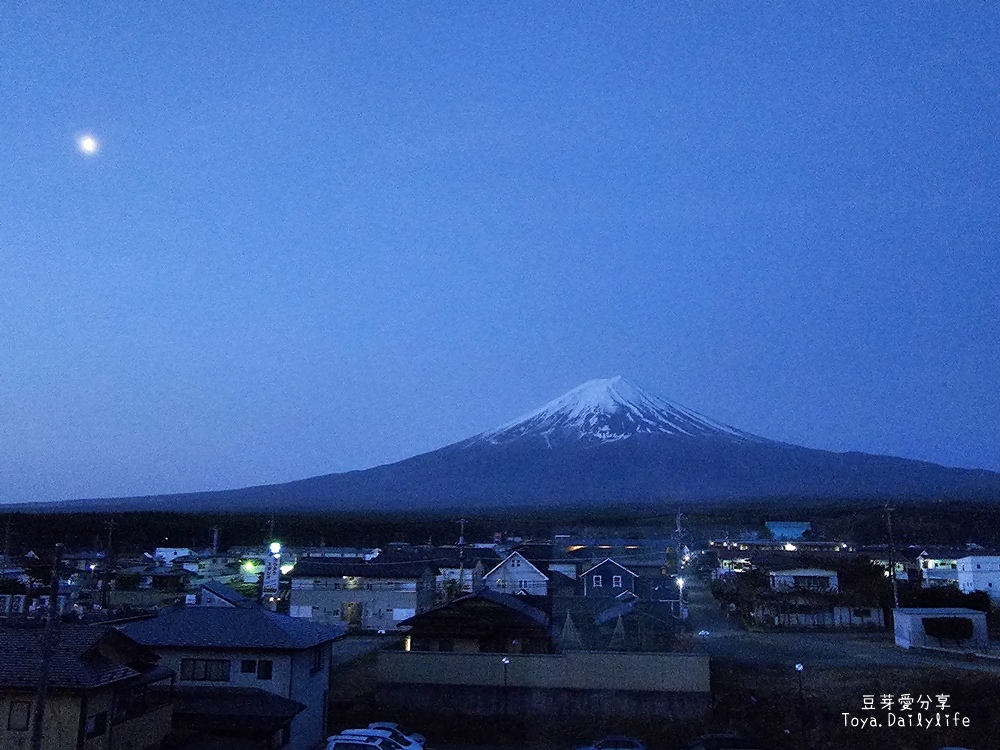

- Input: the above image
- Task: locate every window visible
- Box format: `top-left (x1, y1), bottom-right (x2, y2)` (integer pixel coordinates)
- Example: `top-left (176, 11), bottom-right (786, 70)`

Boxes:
top-left (517, 579), bottom-right (528, 590)
top-left (310, 646), bottom-right (324, 673)
top-left (511, 558), bottom-right (521, 567)
top-left (612, 575), bottom-right (623, 588)
top-left (85, 711), bottom-right (108, 739)
top-left (7, 701), bottom-right (30, 731)
top-left (180, 658), bottom-right (230, 682)
top-left (593, 575), bottom-right (602, 588)
top-left (240, 659), bottom-right (272, 679)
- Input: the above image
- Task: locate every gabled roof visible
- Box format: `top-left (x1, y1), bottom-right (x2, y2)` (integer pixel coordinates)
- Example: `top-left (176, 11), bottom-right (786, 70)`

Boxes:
top-left (485, 551), bottom-right (549, 580)
top-left (200, 581), bottom-right (256, 608)
top-left (0, 625), bottom-right (160, 690)
top-left (580, 557), bottom-right (640, 578)
top-left (399, 589), bottom-right (550, 635)
top-left (119, 606), bottom-right (346, 651)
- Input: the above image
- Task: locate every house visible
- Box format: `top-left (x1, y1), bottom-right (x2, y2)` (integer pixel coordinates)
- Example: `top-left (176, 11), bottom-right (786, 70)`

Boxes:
top-left (288, 558), bottom-right (437, 632)
top-left (153, 548), bottom-right (195, 565)
top-left (120, 605), bottom-right (345, 750)
top-left (957, 556), bottom-right (1000, 604)
top-left (751, 592), bottom-right (885, 631)
top-left (580, 558), bottom-right (640, 598)
top-left (768, 568), bottom-right (838, 593)
top-left (484, 551), bottom-right (548, 596)
top-left (399, 589), bottom-right (554, 654)
top-left (197, 580), bottom-right (256, 608)
top-left (765, 521), bottom-right (811, 541)
top-left (916, 547), bottom-right (966, 588)
top-left (0, 625), bottom-right (173, 750)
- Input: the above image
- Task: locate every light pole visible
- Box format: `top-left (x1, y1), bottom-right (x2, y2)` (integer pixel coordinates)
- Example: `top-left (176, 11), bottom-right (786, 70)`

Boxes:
top-left (500, 656), bottom-right (510, 739)
top-left (795, 663), bottom-right (805, 744)
top-left (676, 577), bottom-right (686, 624)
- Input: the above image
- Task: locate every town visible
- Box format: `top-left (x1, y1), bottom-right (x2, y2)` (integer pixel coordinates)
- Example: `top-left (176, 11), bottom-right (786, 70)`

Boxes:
top-left (2, 509), bottom-right (998, 750)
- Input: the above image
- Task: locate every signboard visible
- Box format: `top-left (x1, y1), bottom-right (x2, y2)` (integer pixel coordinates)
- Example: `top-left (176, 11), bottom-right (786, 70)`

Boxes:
top-left (262, 555), bottom-right (281, 595)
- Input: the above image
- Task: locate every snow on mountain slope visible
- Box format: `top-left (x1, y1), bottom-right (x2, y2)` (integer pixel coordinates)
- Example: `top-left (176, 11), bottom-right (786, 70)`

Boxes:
top-left (465, 376), bottom-right (764, 448)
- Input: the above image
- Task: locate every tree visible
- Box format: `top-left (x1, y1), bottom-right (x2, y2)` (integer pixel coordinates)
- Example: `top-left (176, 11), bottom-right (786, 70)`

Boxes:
top-left (922, 617), bottom-right (974, 647)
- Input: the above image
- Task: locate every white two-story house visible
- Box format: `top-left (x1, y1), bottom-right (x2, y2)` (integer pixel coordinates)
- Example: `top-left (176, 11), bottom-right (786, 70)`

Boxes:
top-left (120, 606), bottom-right (345, 750)
top-left (957, 556), bottom-right (1000, 604)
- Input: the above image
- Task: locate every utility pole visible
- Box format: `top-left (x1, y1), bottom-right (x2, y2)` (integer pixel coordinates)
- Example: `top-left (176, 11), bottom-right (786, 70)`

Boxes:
top-left (2, 516), bottom-right (10, 567)
top-left (886, 505), bottom-right (900, 608)
top-left (457, 518), bottom-right (467, 593)
top-left (211, 525), bottom-right (221, 556)
top-left (30, 543), bottom-right (64, 750)
top-left (101, 520), bottom-right (115, 610)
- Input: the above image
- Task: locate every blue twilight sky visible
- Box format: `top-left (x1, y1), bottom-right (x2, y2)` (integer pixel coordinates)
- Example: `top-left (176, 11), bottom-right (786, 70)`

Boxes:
top-left (2, 3), bottom-right (999, 504)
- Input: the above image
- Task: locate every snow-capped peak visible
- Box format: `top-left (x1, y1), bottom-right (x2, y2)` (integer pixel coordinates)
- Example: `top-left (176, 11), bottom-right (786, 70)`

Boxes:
top-left (469, 376), bottom-right (759, 448)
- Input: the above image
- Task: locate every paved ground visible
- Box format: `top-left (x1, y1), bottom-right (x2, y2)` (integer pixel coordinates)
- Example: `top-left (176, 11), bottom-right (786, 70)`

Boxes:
top-left (684, 574), bottom-right (1000, 674)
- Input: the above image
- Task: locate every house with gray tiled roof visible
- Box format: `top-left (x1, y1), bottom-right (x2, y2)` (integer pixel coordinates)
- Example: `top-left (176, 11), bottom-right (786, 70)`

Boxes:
top-left (0, 625), bottom-right (173, 749)
top-left (119, 606), bottom-right (345, 750)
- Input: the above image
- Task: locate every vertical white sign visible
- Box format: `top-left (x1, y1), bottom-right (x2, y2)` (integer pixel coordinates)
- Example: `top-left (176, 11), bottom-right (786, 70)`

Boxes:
top-left (263, 555), bottom-right (281, 594)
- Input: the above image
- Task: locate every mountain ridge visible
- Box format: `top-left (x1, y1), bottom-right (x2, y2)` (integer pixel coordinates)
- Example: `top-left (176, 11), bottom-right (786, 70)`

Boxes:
top-left (17, 377), bottom-right (1000, 513)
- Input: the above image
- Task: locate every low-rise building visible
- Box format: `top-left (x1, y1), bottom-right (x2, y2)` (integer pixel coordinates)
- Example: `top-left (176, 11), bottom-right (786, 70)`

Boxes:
top-left (289, 558), bottom-right (437, 632)
top-left (120, 605), bottom-right (344, 750)
top-left (957, 556), bottom-right (1000, 604)
top-left (768, 568), bottom-right (838, 593)
top-left (0, 625), bottom-right (173, 750)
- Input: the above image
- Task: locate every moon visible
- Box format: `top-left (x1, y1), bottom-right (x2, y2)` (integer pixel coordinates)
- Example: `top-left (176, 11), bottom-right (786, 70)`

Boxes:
top-left (77, 134), bottom-right (100, 156)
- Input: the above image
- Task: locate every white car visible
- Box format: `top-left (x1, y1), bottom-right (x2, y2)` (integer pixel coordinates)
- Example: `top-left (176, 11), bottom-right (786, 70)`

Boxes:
top-left (326, 737), bottom-right (401, 750)
top-left (341, 729), bottom-right (421, 750)
top-left (576, 736), bottom-right (647, 750)
top-left (367, 723), bottom-right (426, 746)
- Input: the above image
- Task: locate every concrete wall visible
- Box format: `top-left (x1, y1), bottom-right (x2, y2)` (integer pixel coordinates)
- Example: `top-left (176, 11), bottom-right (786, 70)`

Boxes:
top-left (379, 650), bottom-right (709, 692)
top-left (377, 651), bottom-right (709, 719)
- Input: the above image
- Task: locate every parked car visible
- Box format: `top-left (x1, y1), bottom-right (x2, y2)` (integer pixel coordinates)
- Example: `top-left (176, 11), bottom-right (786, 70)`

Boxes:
top-left (367, 722), bottom-right (426, 746)
top-left (576, 736), bottom-right (647, 750)
top-left (341, 729), bottom-right (419, 750)
top-left (326, 737), bottom-right (402, 750)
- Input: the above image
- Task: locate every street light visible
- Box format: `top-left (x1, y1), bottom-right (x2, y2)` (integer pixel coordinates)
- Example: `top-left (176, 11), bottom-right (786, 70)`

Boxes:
top-left (795, 663), bottom-right (805, 743)
top-left (500, 656), bottom-right (510, 726)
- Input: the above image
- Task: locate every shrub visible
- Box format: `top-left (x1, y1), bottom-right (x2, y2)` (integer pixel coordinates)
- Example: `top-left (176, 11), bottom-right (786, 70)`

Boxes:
top-left (922, 616), bottom-right (974, 647)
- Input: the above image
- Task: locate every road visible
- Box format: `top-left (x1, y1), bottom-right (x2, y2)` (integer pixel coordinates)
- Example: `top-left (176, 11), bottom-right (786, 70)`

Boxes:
top-left (683, 574), bottom-right (1000, 674)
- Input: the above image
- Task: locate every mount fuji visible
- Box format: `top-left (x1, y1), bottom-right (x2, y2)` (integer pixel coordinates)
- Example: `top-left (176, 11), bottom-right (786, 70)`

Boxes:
top-left (45, 377), bottom-right (1000, 513)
